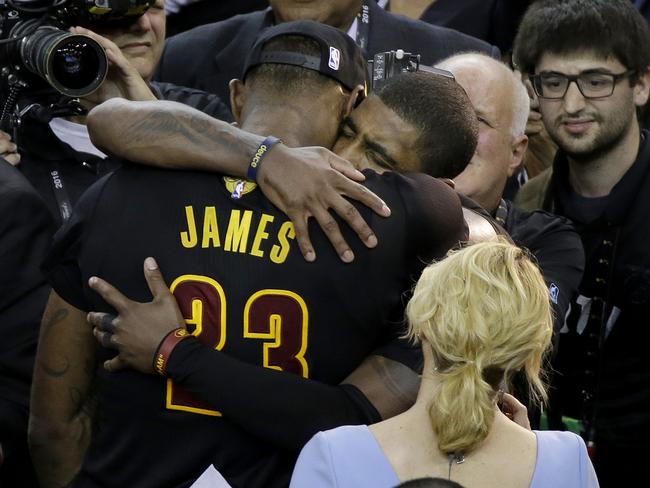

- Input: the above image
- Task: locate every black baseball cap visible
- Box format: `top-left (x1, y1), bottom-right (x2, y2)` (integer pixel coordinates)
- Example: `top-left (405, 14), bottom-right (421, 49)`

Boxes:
top-left (242, 20), bottom-right (367, 91)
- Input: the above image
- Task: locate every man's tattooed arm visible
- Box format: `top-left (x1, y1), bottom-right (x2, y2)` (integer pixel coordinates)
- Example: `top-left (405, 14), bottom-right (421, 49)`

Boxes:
top-left (29, 291), bottom-right (97, 488)
top-left (87, 98), bottom-right (264, 175)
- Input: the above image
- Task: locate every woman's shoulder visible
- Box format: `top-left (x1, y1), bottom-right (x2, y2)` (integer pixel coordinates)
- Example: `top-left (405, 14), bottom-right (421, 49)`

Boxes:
top-left (316, 424), bottom-right (371, 441)
top-left (531, 430), bottom-right (599, 488)
top-left (290, 425), bottom-right (399, 488)
top-left (535, 429), bottom-right (584, 447)
top-left (308, 424), bottom-right (388, 465)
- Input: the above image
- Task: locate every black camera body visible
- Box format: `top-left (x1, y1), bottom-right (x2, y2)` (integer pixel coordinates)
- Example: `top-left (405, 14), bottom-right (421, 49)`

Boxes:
top-left (368, 49), bottom-right (420, 91)
top-left (367, 49), bottom-right (456, 92)
top-left (0, 0), bottom-right (150, 128)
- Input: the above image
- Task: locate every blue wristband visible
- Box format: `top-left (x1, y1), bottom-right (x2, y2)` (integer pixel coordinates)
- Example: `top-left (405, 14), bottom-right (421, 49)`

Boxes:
top-left (247, 136), bottom-right (281, 182)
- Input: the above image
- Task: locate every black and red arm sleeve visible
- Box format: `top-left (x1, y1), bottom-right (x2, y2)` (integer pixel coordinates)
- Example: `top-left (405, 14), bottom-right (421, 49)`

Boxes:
top-left (166, 337), bottom-right (381, 450)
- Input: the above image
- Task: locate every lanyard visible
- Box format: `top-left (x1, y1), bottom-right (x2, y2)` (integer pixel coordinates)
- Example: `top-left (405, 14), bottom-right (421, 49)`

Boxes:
top-left (49, 164), bottom-right (73, 222)
top-left (494, 199), bottom-right (508, 227)
top-left (355, 0), bottom-right (371, 53)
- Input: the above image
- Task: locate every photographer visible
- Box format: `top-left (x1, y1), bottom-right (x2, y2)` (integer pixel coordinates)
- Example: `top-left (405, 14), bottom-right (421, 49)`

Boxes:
top-left (3, 0), bottom-right (231, 225)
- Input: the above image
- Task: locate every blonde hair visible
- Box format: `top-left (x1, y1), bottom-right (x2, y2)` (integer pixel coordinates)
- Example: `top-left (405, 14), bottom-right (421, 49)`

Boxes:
top-left (406, 239), bottom-right (553, 454)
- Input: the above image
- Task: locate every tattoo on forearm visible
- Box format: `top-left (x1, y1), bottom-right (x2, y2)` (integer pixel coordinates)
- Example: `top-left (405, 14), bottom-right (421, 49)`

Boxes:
top-left (43, 307), bottom-right (69, 331)
top-left (125, 110), bottom-right (220, 148)
top-left (39, 357), bottom-right (70, 377)
top-left (31, 302), bottom-right (95, 488)
top-left (37, 308), bottom-right (71, 377)
top-left (69, 387), bottom-right (83, 412)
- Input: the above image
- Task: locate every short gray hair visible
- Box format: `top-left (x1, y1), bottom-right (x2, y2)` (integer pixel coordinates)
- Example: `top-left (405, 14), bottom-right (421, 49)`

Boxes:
top-left (510, 75), bottom-right (530, 138)
top-left (436, 52), bottom-right (530, 139)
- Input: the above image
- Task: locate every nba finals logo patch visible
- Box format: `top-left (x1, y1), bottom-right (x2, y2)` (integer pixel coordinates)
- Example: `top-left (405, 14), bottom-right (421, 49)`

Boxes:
top-left (549, 283), bottom-right (559, 304)
top-left (224, 176), bottom-right (257, 199)
top-left (329, 47), bottom-right (340, 70)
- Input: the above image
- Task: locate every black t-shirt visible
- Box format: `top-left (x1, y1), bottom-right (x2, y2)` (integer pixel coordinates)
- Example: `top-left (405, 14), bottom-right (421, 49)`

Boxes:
top-left (43, 165), bottom-right (466, 488)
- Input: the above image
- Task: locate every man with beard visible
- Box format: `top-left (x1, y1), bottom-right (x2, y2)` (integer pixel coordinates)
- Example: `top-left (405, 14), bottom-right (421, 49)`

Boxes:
top-left (513, 1), bottom-right (650, 485)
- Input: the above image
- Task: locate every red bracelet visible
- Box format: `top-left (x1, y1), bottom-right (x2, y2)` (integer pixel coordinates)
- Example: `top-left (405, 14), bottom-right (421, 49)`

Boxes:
top-left (153, 328), bottom-right (191, 376)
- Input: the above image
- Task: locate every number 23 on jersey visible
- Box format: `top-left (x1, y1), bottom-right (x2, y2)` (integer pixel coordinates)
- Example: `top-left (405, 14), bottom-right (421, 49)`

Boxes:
top-left (165, 274), bottom-right (309, 416)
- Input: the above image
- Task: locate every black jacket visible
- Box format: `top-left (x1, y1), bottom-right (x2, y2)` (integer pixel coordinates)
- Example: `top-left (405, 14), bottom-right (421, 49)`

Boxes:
top-left (543, 132), bottom-right (650, 450)
top-left (16, 81), bottom-right (232, 225)
top-left (419, 0), bottom-right (531, 54)
top-left (502, 200), bottom-right (585, 342)
top-left (0, 161), bottom-right (55, 488)
top-left (155, 3), bottom-right (499, 109)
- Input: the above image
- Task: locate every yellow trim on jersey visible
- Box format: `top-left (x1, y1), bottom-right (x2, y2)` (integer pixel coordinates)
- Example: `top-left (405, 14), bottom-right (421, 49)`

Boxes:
top-left (166, 275), bottom-right (227, 416)
top-left (243, 289), bottom-right (309, 378)
top-left (169, 274), bottom-right (227, 349)
top-left (165, 378), bottom-right (222, 417)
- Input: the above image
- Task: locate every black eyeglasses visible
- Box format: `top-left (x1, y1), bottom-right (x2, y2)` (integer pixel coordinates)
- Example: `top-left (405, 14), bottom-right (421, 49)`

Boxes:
top-left (531, 70), bottom-right (636, 99)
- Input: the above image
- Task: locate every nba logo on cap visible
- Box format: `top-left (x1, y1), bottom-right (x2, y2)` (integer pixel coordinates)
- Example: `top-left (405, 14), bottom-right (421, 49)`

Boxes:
top-left (328, 47), bottom-right (340, 70)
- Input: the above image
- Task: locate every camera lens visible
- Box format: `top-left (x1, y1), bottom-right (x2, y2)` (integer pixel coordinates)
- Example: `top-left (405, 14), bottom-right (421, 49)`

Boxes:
top-left (50, 39), bottom-right (103, 92)
top-left (15, 21), bottom-right (108, 97)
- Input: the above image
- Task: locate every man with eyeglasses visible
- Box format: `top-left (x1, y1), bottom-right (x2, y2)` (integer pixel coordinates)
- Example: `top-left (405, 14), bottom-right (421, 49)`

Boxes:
top-left (513, 1), bottom-right (650, 486)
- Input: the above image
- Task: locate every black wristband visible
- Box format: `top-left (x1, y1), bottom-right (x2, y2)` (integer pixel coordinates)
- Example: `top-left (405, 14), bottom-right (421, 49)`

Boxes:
top-left (246, 136), bottom-right (281, 182)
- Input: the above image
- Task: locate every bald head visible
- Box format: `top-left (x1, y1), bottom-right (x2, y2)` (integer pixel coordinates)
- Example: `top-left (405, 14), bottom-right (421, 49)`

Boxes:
top-left (436, 53), bottom-right (530, 212)
top-left (438, 53), bottom-right (529, 138)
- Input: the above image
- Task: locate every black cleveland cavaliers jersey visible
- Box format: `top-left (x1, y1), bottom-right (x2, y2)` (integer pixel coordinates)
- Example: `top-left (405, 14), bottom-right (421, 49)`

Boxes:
top-left (44, 165), bottom-right (465, 488)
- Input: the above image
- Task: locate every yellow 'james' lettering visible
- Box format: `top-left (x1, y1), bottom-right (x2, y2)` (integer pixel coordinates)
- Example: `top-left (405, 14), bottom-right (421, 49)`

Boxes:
top-left (180, 206), bottom-right (198, 248)
top-left (180, 206), bottom-right (294, 262)
top-left (270, 221), bottom-right (295, 264)
top-left (224, 209), bottom-right (253, 253)
top-left (201, 206), bottom-right (221, 248)
top-left (251, 214), bottom-right (275, 258)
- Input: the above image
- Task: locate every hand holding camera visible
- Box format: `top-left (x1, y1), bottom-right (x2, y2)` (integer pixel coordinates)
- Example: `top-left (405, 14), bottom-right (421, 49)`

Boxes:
top-left (0, 129), bottom-right (19, 165)
top-left (69, 26), bottom-right (155, 105)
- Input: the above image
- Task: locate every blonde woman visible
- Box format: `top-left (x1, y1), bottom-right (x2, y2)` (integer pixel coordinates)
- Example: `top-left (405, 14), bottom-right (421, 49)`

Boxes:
top-left (290, 240), bottom-right (598, 488)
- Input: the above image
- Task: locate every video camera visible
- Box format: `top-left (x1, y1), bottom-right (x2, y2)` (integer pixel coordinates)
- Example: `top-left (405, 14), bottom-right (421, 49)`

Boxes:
top-left (368, 49), bottom-right (455, 91)
top-left (0, 0), bottom-right (151, 128)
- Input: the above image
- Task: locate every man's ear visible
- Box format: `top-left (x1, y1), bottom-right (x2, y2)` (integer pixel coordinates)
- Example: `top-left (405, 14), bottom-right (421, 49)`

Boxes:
top-left (342, 84), bottom-right (366, 118)
top-left (229, 79), bottom-right (247, 123)
top-left (633, 67), bottom-right (650, 107)
top-left (508, 134), bottom-right (528, 177)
